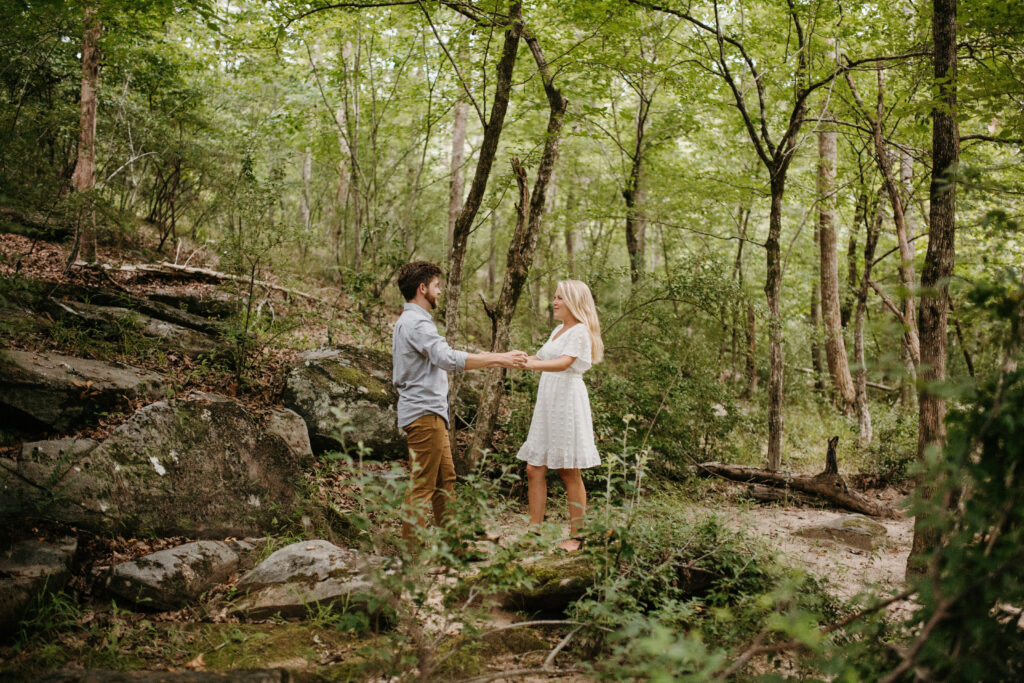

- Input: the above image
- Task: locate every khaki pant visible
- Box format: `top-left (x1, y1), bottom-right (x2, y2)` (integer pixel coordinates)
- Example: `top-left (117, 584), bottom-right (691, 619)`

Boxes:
top-left (401, 414), bottom-right (456, 540)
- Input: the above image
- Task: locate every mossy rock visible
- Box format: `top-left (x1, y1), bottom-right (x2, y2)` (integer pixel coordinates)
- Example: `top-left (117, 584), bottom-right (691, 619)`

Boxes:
top-left (0, 393), bottom-right (320, 538)
top-left (283, 347), bottom-right (406, 459)
top-left (470, 552), bottom-right (598, 614)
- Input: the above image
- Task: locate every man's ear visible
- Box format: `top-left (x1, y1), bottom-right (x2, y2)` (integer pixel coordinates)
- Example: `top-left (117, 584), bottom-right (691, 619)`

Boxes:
top-left (417, 281), bottom-right (428, 297)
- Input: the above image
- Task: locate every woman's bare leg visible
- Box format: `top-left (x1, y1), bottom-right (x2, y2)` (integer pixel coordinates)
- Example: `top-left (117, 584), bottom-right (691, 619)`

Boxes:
top-left (526, 464), bottom-right (548, 526)
top-left (558, 468), bottom-right (586, 550)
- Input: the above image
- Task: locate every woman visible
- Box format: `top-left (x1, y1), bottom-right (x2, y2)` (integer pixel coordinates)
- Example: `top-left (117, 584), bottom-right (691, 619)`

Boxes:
top-left (517, 280), bottom-right (604, 552)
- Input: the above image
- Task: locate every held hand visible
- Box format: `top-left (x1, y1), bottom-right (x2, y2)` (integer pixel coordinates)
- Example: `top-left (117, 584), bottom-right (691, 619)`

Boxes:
top-left (503, 350), bottom-right (529, 368)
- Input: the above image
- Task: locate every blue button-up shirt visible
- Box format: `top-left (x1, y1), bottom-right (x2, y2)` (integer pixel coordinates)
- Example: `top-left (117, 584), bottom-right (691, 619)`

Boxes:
top-left (392, 303), bottom-right (468, 429)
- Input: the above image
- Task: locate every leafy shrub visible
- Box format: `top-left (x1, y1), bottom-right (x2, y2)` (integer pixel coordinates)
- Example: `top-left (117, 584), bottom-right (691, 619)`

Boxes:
top-left (862, 412), bottom-right (918, 484)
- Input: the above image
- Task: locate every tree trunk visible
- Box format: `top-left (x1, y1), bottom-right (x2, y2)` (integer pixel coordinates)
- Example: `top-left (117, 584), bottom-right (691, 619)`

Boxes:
top-left (765, 176), bottom-right (785, 471)
top-left (461, 32), bottom-right (568, 474)
top-left (565, 188), bottom-right (576, 277)
top-left (744, 301), bottom-right (758, 397)
top-left (347, 38), bottom-right (363, 272)
top-left (443, 3), bottom-right (522, 347)
top-left (908, 0), bottom-right (959, 577)
top-left (70, 4), bottom-right (101, 265)
top-left (818, 121), bottom-right (856, 413)
top-left (841, 192), bottom-right (864, 327)
top-left (810, 269), bottom-right (825, 391)
top-left (854, 194), bottom-right (882, 445)
top-left (447, 98), bottom-right (467, 257)
top-left (623, 93), bottom-right (650, 285)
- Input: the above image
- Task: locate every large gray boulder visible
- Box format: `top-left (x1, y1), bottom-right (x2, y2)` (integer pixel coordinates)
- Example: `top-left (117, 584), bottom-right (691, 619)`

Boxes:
top-left (232, 540), bottom-right (389, 623)
top-left (106, 539), bottom-right (262, 611)
top-left (0, 394), bottom-right (316, 537)
top-left (283, 347), bottom-right (406, 458)
top-left (0, 349), bottom-right (167, 430)
top-left (792, 513), bottom-right (888, 551)
top-left (0, 537), bottom-right (77, 634)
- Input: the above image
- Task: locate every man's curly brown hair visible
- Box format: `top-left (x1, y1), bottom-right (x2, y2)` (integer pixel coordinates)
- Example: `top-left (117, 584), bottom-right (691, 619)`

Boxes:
top-left (397, 261), bottom-right (443, 301)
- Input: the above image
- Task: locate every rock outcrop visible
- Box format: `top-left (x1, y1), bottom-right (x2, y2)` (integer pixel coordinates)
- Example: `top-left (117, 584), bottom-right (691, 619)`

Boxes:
top-left (0, 349), bottom-right (167, 430)
top-left (0, 394), bottom-right (316, 537)
top-left (107, 539), bottom-right (262, 610)
top-left (232, 540), bottom-right (389, 624)
top-left (283, 347), bottom-right (406, 458)
top-left (0, 537), bottom-right (77, 634)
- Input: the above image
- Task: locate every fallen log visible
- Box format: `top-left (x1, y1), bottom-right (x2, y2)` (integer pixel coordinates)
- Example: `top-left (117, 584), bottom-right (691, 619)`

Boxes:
top-left (104, 261), bottom-right (326, 304)
top-left (696, 436), bottom-right (899, 518)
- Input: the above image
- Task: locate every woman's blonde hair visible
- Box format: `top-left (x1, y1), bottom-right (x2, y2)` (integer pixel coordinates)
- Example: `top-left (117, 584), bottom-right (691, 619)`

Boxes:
top-left (556, 279), bottom-right (604, 363)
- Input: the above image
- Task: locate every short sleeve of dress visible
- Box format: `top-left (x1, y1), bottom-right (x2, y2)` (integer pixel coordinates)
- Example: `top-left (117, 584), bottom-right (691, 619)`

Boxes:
top-left (560, 324), bottom-right (592, 372)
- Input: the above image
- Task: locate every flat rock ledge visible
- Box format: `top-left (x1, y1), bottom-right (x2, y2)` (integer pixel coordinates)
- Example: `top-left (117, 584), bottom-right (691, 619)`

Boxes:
top-left (792, 513), bottom-right (889, 551)
top-left (107, 539), bottom-right (263, 611)
top-left (0, 349), bottom-right (167, 430)
top-left (231, 540), bottom-right (390, 624)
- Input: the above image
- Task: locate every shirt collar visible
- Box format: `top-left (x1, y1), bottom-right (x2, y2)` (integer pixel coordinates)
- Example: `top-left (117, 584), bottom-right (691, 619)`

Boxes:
top-left (403, 302), bottom-right (433, 320)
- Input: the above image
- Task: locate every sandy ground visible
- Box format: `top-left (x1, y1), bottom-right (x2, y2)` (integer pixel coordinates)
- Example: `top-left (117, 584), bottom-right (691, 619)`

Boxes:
top-left (720, 501), bottom-right (913, 603)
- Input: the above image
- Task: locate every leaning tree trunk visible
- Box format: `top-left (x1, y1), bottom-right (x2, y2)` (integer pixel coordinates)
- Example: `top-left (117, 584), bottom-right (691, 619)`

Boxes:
top-left (461, 31), bottom-right (568, 474)
top-left (908, 0), bottom-right (959, 577)
top-left (765, 175), bottom-right (785, 471)
top-left (443, 3), bottom-right (521, 347)
top-left (818, 120), bottom-right (856, 414)
top-left (69, 4), bottom-right (101, 266)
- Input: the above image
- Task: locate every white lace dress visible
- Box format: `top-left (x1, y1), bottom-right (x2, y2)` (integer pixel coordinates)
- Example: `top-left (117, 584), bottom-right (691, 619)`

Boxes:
top-left (516, 323), bottom-right (601, 470)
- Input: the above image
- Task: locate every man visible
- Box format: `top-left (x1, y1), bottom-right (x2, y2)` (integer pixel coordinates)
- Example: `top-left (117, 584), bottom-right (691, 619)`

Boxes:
top-left (392, 261), bottom-right (527, 541)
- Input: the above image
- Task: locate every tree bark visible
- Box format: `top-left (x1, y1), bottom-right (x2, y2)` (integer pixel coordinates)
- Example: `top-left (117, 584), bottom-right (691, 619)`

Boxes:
top-left (462, 30), bottom-right (568, 474)
top-left (908, 0), bottom-right (959, 577)
top-left (765, 177), bottom-right (785, 471)
top-left (70, 4), bottom-right (101, 265)
top-left (818, 120), bottom-right (856, 413)
top-left (443, 3), bottom-right (522, 347)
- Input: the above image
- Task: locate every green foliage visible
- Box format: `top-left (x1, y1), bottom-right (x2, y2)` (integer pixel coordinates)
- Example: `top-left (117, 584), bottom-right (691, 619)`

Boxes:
top-left (900, 367), bottom-right (1024, 679)
top-left (861, 412), bottom-right (918, 485)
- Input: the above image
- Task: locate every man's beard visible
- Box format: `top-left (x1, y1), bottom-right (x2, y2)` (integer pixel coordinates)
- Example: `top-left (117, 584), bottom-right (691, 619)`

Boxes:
top-left (425, 292), bottom-right (438, 309)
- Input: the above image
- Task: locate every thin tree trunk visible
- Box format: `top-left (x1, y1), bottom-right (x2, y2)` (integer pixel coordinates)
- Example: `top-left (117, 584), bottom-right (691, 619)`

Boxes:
top-left (70, 4), bottom-right (101, 265)
top-left (854, 195), bottom-right (882, 445)
top-left (744, 301), bottom-right (757, 397)
top-left (623, 93), bottom-right (650, 285)
top-left (565, 188), bottom-right (576, 277)
top-left (810, 265), bottom-right (825, 391)
top-left (487, 209), bottom-right (496, 296)
top-left (443, 3), bottom-right (522, 347)
top-left (818, 120), bottom-right (856, 413)
top-left (908, 0), bottom-right (959, 577)
top-left (463, 31), bottom-right (568, 473)
top-left (842, 192), bottom-right (864, 327)
top-left (447, 98), bottom-right (467, 257)
top-left (765, 177), bottom-right (785, 471)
